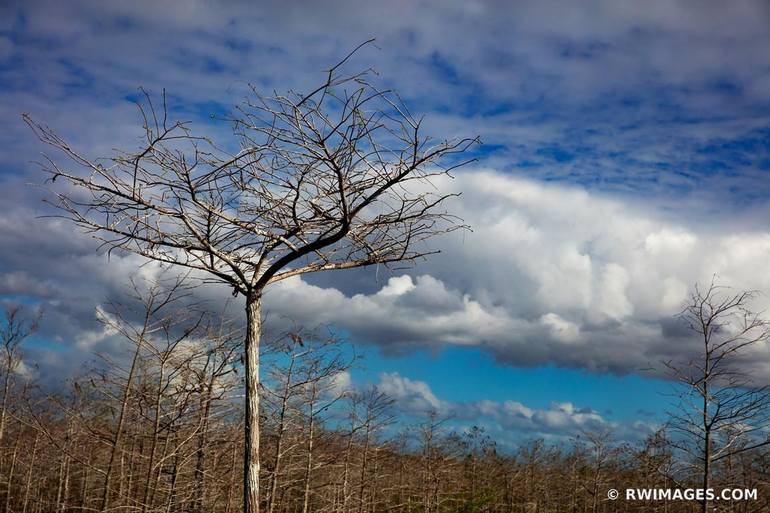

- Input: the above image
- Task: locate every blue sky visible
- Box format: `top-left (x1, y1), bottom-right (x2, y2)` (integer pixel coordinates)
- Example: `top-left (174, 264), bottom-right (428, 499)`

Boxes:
top-left (3, 0), bottom-right (770, 445)
top-left (350, 346), bottom-right (671, 418)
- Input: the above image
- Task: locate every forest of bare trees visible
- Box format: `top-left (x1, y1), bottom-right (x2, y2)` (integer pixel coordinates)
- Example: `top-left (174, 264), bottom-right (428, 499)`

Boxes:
top-left (1, 277), bottom-right (770, 513)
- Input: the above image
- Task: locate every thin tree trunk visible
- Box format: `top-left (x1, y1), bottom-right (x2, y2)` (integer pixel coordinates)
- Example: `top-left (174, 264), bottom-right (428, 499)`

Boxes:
top-left (151, 433), bottom-right (172, 508)
top-left (101, 342), bottom-right (143, 512)
top-left (5, 437), bottom-right (19, 513)
top-left (301, 394), bottom-right (316, 513)
top-left (35, 469), bottom-right (44, 513)
top-left (341, 431), bottom-right (354, 513)
top-left (80, 445), bottom-right (95, 512)
top-left (369, 449), bottom-right (379, 513)
top-left (54, 442), bottom-right (68, 513)
top-left (125, 434), bottom-right (137, 509)
top-left (703, 397), bottom-right (711, 513)
top-left (397, 454), bottom-right (405, 513)
top-left (357, 427), bottom-right (371, 513)
top-left (0, 358), bottom-right (12, 448)
top-left (60, 451), bottom-right (72, 513)
top-left (166, 441), bottom-right (180, 513)
top-left (22, 431), bottom-right (39, 513)
top-left (225, 442), bottom-right (239, 513)
top-left (702, 342), bottom-right (712, 513)
top-left (117, 433), bottom-right (128, 508)
top-left (268, 357), bottom-right (295, 513)
top-left (142, 361), bottom-right (167, 513)
top-left (244, 294), bottom-right (262, 513)
top-left (191, 370), bottom-right (215, 513)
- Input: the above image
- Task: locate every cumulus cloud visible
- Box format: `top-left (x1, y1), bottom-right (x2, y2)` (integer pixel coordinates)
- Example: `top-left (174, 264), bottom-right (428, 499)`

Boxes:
top-left (264, 274), bottom-right (513, 350)
top-left (5, 170), bottom-right (770, 383)
top-left (328, 370), bottom-right (354, 397)
top-left (372, 371), bottom-right (654, 441)
top-left (376, 372), bottom-right (450, 415)
top-left (256, 171), bottom-right (770, 379)
top-left (0, 270), bottom-right (58, 299)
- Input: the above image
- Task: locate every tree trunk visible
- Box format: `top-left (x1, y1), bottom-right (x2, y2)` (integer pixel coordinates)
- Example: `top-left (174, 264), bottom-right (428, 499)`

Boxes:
top-left (703, 420), bottom-right (711, 513)
top-left (357, 426), bottom-right (371, 513)
top-left (702, 348), bottom-right (711, 513)
top-left (192, 373), bottom-right (214, 513)
top-left (22, 431), bottom-right (39, 513)
top-left (0, 358), bottom-right (13, 448)
top-left (142, 360), bottom-right (167, 513)
top-left (166, 439), bottom-right (180, 513)
top-left (151, 433), bottom-right (172, 508)
top-left (225, 443), bottom-right (238, 513)
top-left (60, 451), bottom-right (72, 513)
top-left (369, 449), bottom-right (379, 513)
top-left (101, 341), bottom-right (143, 512)
top-left (125, 435), bottom-right (136, 508)
top-left (80, 445), bottom-right (95, 512)
top-left (268, 356), bottom-right (295, 513)
top-left (341, 432), bottom-right (354, 513)
top-left (301, 393), bottom-right (316, 513)
top-left (244, 294), bottom-right (262, 513)
top-left (5, 436), bottom-right (19, 513)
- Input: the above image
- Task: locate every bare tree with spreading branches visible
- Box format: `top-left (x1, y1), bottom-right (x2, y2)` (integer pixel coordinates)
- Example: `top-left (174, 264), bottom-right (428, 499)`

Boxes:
top-left (23, 42), bottom-right (476, 513)
top-left (664, 280), bottom-right (770, 513)
top-left (0, 306), bottom-right (40, 448)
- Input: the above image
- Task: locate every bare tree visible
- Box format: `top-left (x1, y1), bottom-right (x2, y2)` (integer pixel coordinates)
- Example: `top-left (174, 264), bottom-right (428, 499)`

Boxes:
top-left (24, 42), bottom-right (476, 513)
top-left (664, 280), bottom-right (770, 513)
top-left (260, 329), bottom-right (354, 513)
top-left (186, 321), bottom-right (241, 513)
top-left (416, 411), bottom-right (455, 513)
top-left (573, 429), bottom-right (619, 513)
top-left (95, 276), bottom-right (202, 513)
top-left (457, 425), bottom-right (496, 511)
top-left (0, 306), bottom-right (40, 447)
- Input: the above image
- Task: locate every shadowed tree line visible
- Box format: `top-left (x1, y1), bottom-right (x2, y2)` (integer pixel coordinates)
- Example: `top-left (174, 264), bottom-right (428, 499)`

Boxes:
top-left (1, 279), bottom-right (770, 513)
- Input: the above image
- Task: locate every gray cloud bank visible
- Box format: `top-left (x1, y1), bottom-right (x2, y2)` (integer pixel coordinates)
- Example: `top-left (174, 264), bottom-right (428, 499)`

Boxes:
top-left (4, 170), bottom-right (770, 384)
top-left (263, 172), bottom-right (770, 377)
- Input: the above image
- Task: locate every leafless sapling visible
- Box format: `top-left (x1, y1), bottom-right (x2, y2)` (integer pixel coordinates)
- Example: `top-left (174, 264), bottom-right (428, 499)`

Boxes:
top-left (664, 281), bottom-right (770, 513)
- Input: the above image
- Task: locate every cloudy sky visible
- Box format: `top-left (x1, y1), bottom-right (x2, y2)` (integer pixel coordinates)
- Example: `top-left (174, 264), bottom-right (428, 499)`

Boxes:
top-left (3, 0), bottom-right (770, 445)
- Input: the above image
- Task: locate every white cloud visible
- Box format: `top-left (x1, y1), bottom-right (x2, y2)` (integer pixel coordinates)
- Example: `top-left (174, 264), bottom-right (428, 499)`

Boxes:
top-left (74, 305), bottom-right (119, 349)
top-left (265, 274), bottom-right (515, 351)
top-left (13, 359), bottom-right (35, 380)
top-left (328, 370), bottom-right (354, 397)
top-left (259, 171), bottom-right (770, 379)
top-left (596, 263), bottom-right (633, 321)
top-left (378, 275), bottom-right (416, 297)
top-left (645, 228), bottom-right (697, 257)
top-left (6, 168), bottom-right (770, 382)
top-left (376, 372), bottom-right (449, 415)
top-left (540, 313), bottom-right (580, 343)
top-left (372, 372), bottom-right (655, 441)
